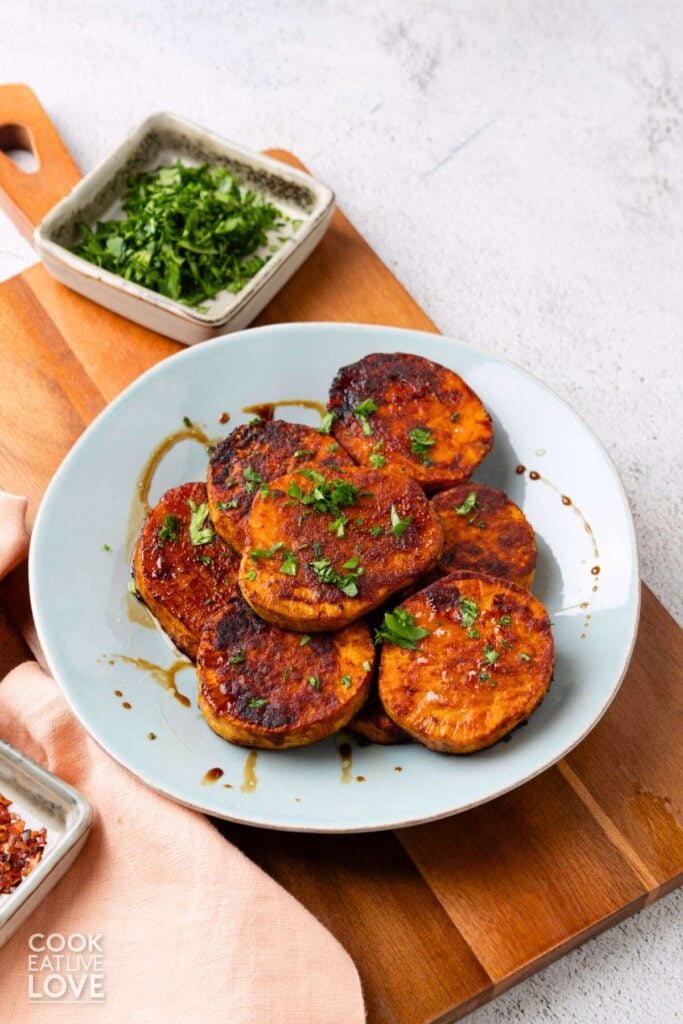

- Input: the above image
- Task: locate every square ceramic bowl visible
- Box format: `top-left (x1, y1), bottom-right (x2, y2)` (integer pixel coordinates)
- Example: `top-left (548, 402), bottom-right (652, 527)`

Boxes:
top-left (0, 739), bottom-right (92, 948)
top-left (34, 113), bottom-right (335, 345)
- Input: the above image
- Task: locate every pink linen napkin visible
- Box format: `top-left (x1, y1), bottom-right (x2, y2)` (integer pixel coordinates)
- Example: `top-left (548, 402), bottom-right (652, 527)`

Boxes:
top-left (0, 492), bottom-right (364, 1022)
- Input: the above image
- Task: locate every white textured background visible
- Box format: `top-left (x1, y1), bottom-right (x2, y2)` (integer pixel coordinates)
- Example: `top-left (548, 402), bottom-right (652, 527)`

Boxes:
top-left (1, 2), bottom-right (681, 1021)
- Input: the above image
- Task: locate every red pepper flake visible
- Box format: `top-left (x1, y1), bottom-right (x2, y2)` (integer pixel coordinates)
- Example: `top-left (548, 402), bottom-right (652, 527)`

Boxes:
top-left (0, 793), bottom-right (48, 895)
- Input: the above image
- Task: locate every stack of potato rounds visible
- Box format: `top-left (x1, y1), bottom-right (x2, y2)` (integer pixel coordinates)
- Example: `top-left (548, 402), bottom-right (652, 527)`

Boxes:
top-left (134, 352), bottom-right (553, 754)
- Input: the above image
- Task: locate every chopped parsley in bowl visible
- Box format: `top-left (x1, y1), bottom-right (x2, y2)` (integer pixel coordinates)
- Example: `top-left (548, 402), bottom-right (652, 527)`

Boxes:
top-left (73, 163), bottom-right (297, 308)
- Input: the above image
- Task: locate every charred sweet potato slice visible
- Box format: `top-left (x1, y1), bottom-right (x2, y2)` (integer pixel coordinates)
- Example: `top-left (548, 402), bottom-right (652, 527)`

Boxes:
top-left (239, 466), bottom-right (444, 632)
top-left (432, 484), bottom-right (536, 587)
top-left (328, 352), bottom-right (493, 492)
top-left (379, 571), bottom-right (553, 753)
top-left (348, 690), bottom-right (411, 745)
top-left (197, 594), bottom-right (373, 749)
top-left (133, 483), bottom-right (240, 659)
top-left (207, 419), bottom-right (353, 553)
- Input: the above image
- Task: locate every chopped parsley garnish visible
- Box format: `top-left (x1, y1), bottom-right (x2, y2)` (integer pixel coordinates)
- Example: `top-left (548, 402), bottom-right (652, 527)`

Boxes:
top-left (309, 552), bottom-right (364, 597)
top-left (329, 442), bottom-right (340, 452)
top-left (128, 579), bottom-right (140, 598)
top-left (520, 652), bottom-right (532, 662)
top-left (183, 416), bottom-right (194, 428)
top-left (499, 615), bottom-right (512, 626)
top-left (187, 501), bottom-right (215, 546)
top-left (217, 499), bottom-right (239, 510)
top-left (375, 608), bottom-right (431, 650)
top-left (328, 513), bottom-right (349, 538)
top-left (390, 505), bottom-right (412, 538)
top-left (369, 440), bottom-right (385, 469)
top-left (467, 627), bottom-right (479, 639)
top-left (299, 634), bottom-right (311, 646)
top-left (308, 675), bottom-right (321, 689)
top-left (229, 651), bottom-right (246, 665)
top-left (293, 448), bottom-right (315, 459)
top-left (369, 525), bottom-right (384, 538)
top-left (479, 670), bottom-right (491, 682)
top-left (288, 469), bottom-right (366, 518)
top-left (157, 513), bottom-right (181, 546)
top-left (197, 555), bottom-right (213, 565)
top-left (341, 674), bottom-right (352, 688)
top-left (103, 543), bottom-right (111, 552)
top-left (245, 569), bottom-right (257, 581)
top-left (408, 427), bottom-right (435, 462)
top-left (454, 492), bottom-right (477, 517)
top-left (280, 549), bottom-right (298, 576)
top-left (73, 163), bottom-right (285, 307)
top-left (243, 464), bottom-right (264, 495)
top-left (459, 597), bottom-right (478, 629)
top-left (317, 412), bottom-right (335, 435)
top-left (248, 697), bottom-right (268, 709)
top-left (477, 520), bottom-right (486, 528)
top-left (354, 398), bottom-right (378, 436)
top-left (450, 412), bottom-right (460, 422)
top-left (483, 645), bottom-right (499, 665)
top-left (250, 542), bottom-right (284, 561)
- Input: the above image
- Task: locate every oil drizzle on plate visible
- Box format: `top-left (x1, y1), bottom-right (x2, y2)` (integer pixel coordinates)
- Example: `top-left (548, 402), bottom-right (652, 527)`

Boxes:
top-left (241, 751), bottom-right (258, 793)
top-left (126, 590), bottom-right (155, 630)
top-left (202, 767), bottom-right (224, 785)
top-left (242, 399), bottom-right (326, 422)
top-left (125, 420), bottom-right (216, 559)
top-left (526, 468), bottom-right (599, 561)
top-left (337, 741), bottom-right (353, 784)
top-left (111, 655), bottom-right (192, 707)
top-left (525, 467), bottom-right (600, 638)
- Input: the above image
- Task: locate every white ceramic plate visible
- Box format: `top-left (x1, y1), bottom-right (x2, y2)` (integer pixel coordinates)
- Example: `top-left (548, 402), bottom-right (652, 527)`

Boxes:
top-left (29, 324), bottom-right (639, 833)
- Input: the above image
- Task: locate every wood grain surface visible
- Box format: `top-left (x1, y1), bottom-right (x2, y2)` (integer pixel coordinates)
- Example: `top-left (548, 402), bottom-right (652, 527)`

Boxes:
top-left (0, 86), bottom-right (680, 1024)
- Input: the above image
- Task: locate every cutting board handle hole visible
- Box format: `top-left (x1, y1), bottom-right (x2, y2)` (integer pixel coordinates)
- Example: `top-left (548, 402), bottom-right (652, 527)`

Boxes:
top-left (0, 123), bottom-right (38, 174)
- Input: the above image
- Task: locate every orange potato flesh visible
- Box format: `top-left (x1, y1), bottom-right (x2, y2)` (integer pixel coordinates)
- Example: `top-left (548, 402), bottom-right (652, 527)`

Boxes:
top-left (197, 594), bottom-right (373, 749)
top-left (133, 483), bottom-right (240, 660)
top-left (431, 483), bottom-right (536, 587)
top-left (348, 690), bottom-right (412, 745)
top-left (207, 419), bottom-right (353, 554)
top-left (379, 571), bottom-right (553, 753)
top-left (239, 466), bottom-right (444, 632)
top-left (328, 352), bottom-right (493, 492)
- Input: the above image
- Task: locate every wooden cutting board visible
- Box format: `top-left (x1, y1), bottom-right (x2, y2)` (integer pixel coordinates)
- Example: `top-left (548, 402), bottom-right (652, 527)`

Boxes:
top-left (0, 85), bottom-right (680, 1024)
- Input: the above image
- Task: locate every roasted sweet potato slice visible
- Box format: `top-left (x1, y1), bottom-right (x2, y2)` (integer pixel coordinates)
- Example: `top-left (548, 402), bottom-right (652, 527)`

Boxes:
top-left (327, 352), bottom-right (493, 492)
top-left (239, 466), bottom-right (444, 631)
top-left (379, 571), bottom-right (553, 753)
top-left (432, 483), bottom-right (536, 587)
top-left (207, 419), bottom-right (353, 553)
top-left (197, 594), bottom-right (373, 749)
top-left (133, 483), bottom-right (240, 659)
top-left (348, 690), bottom-right (411, 745)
